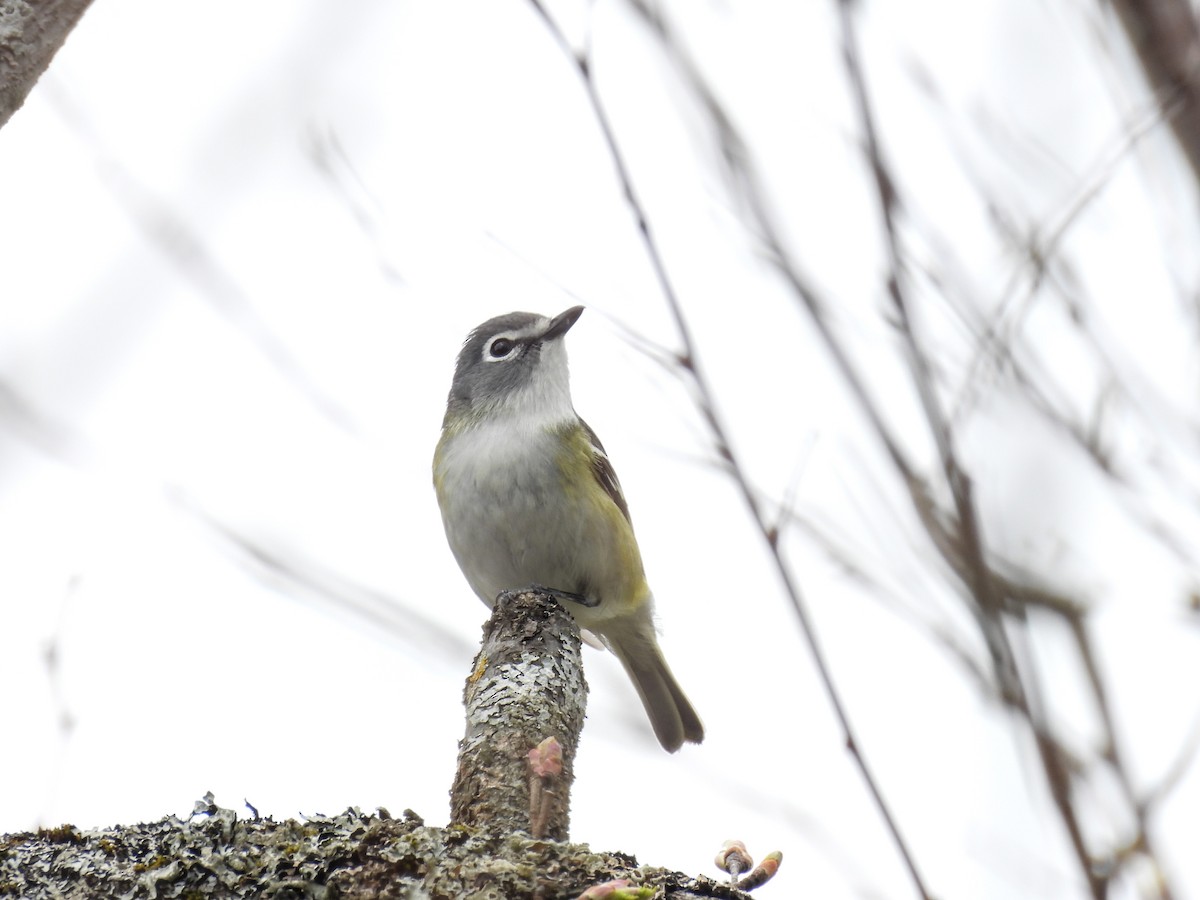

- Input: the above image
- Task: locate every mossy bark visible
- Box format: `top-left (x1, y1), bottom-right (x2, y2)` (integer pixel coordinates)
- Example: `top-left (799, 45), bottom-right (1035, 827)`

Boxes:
top-left (0, 803), bottom-right (747, 899)
top-left (450, 589), bottom-right (588, 841)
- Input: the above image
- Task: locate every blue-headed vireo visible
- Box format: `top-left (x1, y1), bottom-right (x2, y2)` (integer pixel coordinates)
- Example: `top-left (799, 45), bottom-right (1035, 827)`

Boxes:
top-left (433, 306), bottom-right (704, 752)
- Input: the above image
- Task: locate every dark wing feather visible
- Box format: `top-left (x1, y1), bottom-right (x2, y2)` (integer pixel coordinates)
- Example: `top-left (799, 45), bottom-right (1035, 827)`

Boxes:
top-left (581, 419), bottom-right (632, 524)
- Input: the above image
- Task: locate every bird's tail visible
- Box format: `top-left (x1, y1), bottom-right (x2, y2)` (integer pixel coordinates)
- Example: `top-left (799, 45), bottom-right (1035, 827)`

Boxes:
top-left (604, 616), bottom-right (704, 753)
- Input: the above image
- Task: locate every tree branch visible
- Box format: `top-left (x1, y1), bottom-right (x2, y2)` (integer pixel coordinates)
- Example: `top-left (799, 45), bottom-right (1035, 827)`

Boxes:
top-left (0, 0), bottom-right (95, 131)
top-left (1107, 0), bottom-right (1200, 187)
top-left (1, 799), bottom-right (750, 898)
top-left (450, 589), bottom-right (587, 841)
top-left (528, 2), bottom-right (933, 896)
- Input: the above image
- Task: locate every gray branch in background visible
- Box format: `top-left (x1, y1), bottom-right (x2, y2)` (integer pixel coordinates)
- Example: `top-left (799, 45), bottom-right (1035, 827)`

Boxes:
top-left (535, 1), bottom-right (1188, 897)
top-left (528, 2), bottom-right (934, 897)
top-left (1107, 0), bottom-right (1200, 186)
top-left (0, 0), bottom-right (95, 131)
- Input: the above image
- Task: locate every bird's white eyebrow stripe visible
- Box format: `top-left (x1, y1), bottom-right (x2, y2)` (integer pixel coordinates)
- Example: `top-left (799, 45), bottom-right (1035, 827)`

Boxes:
top-left (478, 320), bottom-right (551, 363)
top-left (499, 319), bottom-right (549, 342)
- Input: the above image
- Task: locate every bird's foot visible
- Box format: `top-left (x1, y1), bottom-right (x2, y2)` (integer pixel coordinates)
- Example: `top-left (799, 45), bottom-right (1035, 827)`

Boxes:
top-left (498, 583), bottom-right (600, 609)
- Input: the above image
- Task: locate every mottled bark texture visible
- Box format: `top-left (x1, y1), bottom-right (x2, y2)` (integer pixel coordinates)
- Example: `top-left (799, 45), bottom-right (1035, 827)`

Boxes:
top-left (0, 596), bottom-right (735, 896)
top-left (449, 589), bottom-right (588, 841)
top-left (0, 0), bottom-right (95, 130)
top-left (1, 801), bottom-right (743, 899)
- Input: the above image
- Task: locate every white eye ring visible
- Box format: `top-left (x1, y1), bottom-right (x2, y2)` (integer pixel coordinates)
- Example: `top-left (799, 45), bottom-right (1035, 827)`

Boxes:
top-left (487, 337), bottom-right (517, 360)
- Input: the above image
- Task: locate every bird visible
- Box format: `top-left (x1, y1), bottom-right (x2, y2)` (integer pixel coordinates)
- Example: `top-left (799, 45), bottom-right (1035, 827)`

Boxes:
top-left (432, 305), bottom-right (704, 752)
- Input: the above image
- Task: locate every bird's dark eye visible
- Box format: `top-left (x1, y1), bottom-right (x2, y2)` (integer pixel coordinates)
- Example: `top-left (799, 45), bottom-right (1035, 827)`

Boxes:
top-left (489, 338), bottom-right (515, 358)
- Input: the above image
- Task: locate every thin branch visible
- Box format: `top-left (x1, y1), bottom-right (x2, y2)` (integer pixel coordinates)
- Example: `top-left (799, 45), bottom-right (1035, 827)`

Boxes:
top-left (834, 5), bottom-right (1119, 896)
top-left (527, 2), bottom-right (934, 897)
top-left (950, 88), bottom-right (1183, 430)
top-left (1106, 0), bottom-right (1200, 186)
top-left (836, 0), bottom-right (1015, 686)
top-left (172, 489), bottom-right (472, 661)
top-left (47, 89), bottom-right (358, 433)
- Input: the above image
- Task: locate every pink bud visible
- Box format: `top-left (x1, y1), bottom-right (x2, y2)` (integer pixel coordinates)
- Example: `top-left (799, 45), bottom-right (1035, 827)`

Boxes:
top-left (528, 736), bottom-right (563, 778)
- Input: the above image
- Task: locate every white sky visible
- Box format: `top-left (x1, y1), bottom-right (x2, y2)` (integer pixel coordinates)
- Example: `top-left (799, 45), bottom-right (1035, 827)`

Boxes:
top-left (2, 1), bottom-right (1198, 898)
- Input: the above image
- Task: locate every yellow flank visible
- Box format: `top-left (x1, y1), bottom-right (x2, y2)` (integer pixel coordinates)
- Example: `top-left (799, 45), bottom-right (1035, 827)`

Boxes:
top-left (432, 431), bottom-right (449, 497)
top-left (552, 422), bottom-right (649, 612)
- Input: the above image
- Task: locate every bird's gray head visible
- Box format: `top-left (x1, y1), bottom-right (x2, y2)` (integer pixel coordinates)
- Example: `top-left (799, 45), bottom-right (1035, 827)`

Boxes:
top-left (444, 306), bottom-right (585, 428)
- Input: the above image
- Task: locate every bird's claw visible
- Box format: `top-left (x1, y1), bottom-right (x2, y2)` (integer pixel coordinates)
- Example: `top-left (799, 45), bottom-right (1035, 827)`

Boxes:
top-left (498, 583), bottom-right (600, 609)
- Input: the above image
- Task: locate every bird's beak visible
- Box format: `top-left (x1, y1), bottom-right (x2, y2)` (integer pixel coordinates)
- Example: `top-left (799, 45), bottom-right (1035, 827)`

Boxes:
top-left (541, 306), bottom-right (585, 341)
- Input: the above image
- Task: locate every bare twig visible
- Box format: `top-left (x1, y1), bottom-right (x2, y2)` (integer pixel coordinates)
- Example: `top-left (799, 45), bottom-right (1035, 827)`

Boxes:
top-left (833, 5), bottom-right (1135, 895)
top-left (46, 89), bottom-right (357, 433)
top-left (529, 3), bottom-right (1185, 897)
top-left (1106, 0), bottom-right (1200, 185)
top-left (836, 0), bottom-right (1019, 697)
top-left (171, 490), bottom-right (471, 660)
top-left (527, 3), bottom-right (933, 897)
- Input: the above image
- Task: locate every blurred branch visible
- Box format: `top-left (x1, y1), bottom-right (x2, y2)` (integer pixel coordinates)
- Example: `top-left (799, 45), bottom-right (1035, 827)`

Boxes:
top-left (528, 2), bottom-right (934, 897)
top-left (1107, 0), bottom-right (1200, 186)
top-left (304, 125), bottom-right (406, 284)
top-left (172, 489), bottom-right (472, 661)
top-left (0, 380), bottom-right (81, 462)
top-left (1141, 711), bottom-right (1200, 815)
top-left (835, 5), bottom-right (1103, 892)
top-left (834, 0), bottom-right (1020, 692)
top-left (0, 0), bottom-right (94, 131)
top-left (47, 89), bottom-right (358, 433)
top-left (837, 4), bottom-right (1176, 895)
top-left (35, 574), bottom-right (81, 829)
top-left (542, 1), bottom-right (1189, 897)
top-left (785, 503), bottom-right (993, 694)
top-left (951, 90), bottom-right (1179, 433)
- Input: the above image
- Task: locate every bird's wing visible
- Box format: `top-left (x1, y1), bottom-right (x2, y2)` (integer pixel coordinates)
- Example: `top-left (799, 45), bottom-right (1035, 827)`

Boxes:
top-left (580, 418), bottom-right (632, 524)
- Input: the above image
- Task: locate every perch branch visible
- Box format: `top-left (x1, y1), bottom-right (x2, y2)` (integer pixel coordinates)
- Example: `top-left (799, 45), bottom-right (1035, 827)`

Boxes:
top-left (449, 589), bottom-right (587, 841)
